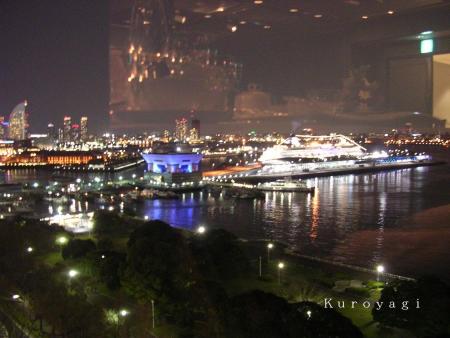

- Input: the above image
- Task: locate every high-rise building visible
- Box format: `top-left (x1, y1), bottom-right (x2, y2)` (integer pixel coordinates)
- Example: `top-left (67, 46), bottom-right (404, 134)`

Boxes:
top-left (71, 124), bottom-right (80, 142)
top-left (63, 116), bottom-right (72, 142)
top-left (191, 118), bottom-right (200, 136)
top-left (47, 123), bottom-right (57, 142)
top-left (9, 101), bottom-right (28, 140)
top-left (162, 129), bottom-right (170, 142)
top-left (189, 127), bottom-right (199, 142)
top-left (80, 116), bottom-right (88, 141)
top-left (175, 118), bottom-right (188, 142)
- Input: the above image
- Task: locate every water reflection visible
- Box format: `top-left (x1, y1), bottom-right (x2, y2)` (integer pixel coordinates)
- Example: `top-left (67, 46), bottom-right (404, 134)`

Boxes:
top-left (13, 165), bottom-right (450, 277)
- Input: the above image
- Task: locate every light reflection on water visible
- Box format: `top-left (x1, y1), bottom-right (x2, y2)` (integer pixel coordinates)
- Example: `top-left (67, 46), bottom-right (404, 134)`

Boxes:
top-left (5, 164), bottom-right (450, 278)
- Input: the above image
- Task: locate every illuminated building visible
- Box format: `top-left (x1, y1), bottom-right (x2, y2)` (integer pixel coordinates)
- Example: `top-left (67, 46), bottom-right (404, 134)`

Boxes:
top-left (141, 150), bottom-right (203, 184)
top-left (8, 101), bottom-right (28, 140)
top-left (0, 117), bottom-right (6, 139)
top-left (175, 118), bottom-right (188, 142)
top-left (63, 116), bottom-right (72, 142)
top-left (162, 129), bottom-right (170, 142)
top-left (80, 117), bottom-right (88, 141)
top-left (191, 118), bottom-right (200, 136)
top-left (0, 151), bottom-right (97, 167)
top-left (189, 128), bottom-right (199, 142)
top-left (71, 124), bottom-right (80, 142)
top-left (47, 123), bottom-right (57, 142)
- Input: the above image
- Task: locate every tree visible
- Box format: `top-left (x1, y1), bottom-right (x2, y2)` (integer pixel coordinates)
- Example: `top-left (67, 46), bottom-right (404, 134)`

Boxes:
top-left (98, 251), bottom-right (125, 290)
top-left (189, 229), bottom-right (249, 280)
top-left (62, 239), bottom-right (96, 259)
top-left (93, 210), bottom-right (126, 236)
top-left (228, 290), bottom-right (362, 338)
top-left (373, 276), bottom-right (450, 338)
top-left (121, 221), bottom-right (195, 318)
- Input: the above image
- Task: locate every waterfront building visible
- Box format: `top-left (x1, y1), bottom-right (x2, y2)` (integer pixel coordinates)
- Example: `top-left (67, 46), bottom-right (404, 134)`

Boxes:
top-left (0, 150), bottom-right (97, 166)
top-left (8, 101), bottom-right (28, 140)
top-left (141, 145), bottom-right (203, 185)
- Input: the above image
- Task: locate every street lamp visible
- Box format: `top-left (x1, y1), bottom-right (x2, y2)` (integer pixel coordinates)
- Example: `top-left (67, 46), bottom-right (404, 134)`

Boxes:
top-left (12, 294), bottom-right (20, 301)
top-left (119, 309), bottom-right (129, 317)
top-left (306, 310), bottom-right (312, 319)
top-left (68, 269), bottom-right (78, 278)
top-left (267, 243), bottom-right (274, 261)
top-left (277, 262), bottom-right (285, 284)
top-left (151, 299), bottom-right (155, 329)
top-left (26, 246), bottom-right (33, 253)
top-left (197, 226), bottom-right (206, 234)
top-left (376, 264), bottom-right (385, 281)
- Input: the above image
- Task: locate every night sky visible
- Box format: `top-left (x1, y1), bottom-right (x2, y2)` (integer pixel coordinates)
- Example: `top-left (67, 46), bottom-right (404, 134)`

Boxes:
top-left (0, 0), bottom-right (109, 133)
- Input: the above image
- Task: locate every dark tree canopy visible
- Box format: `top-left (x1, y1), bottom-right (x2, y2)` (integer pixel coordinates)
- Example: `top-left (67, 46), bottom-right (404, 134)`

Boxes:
top-left (62, 238), bottom-right (96, 259)
top-left (373, 276), bottom-right (450, 338)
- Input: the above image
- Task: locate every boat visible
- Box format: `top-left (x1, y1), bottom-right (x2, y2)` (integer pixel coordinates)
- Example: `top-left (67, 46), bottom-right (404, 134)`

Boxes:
top-left (257, 179), bottom-right (315, 193)
top-left (256, 134), bottom-right (432, 178)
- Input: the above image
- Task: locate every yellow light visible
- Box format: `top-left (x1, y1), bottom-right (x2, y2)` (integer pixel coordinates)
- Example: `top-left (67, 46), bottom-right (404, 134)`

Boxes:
top-left (254, 0), bottom-right (263, 4)
top-left (314, 14), bottom-right (322, 18)
top-left (362, 15), bottom-right (368, 19)
top-left (217, 6), bottom-right (225, 12)
top-left (289, 8), bottom-right (299, 13)
top-left (387, 10), bottom-right (394, 15)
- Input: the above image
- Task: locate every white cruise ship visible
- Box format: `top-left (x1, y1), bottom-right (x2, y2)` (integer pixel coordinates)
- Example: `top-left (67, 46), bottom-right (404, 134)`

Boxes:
top-left (259, 134), bottom-right (367, 164)
top-left (256, 134), bottom-right (431, 178)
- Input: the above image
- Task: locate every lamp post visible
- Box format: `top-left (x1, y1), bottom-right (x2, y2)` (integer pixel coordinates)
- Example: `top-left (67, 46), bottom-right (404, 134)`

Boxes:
top-left (26, 246), bottom-right (33, 254)
top-left (151, 299), bottom-right (155, 329)
top-left (376, 264), bottom-right (385, 282)
top-left (197, 226), bottom-right (206, 234)
top-left (277, 262), bottom-right (284, 285)
top-left (117, 309), bottom-right (128, 337)
top-left (67, 269), bottom-right (78, 289)
top-left (56, 236), bottom-right (68, 255)
top-left (258, 256), bottom-right (262, 278)
top-left (267, 243), bottom-right (274, 262)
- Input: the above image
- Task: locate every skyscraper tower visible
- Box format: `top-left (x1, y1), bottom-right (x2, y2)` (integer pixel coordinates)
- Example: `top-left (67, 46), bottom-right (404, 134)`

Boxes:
top-left (63, 116), bottom-right (72, 142)
top-left (71, 124), bottom-right (80, 142)
top-left (47, 123), bottom-right (57, 143)
top-left (175, 118), bottom-right (188, 142)
top-left (191, 118), bottom-right (200, 137)
top-left (8, 101), bottom-right (28, 140)
top-left (80, 116), bottom-right (88, 142)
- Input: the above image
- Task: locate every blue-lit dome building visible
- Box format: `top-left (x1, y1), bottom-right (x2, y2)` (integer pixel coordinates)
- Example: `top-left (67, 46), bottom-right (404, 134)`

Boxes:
top-left (141, 144), bottom-right (203, 185)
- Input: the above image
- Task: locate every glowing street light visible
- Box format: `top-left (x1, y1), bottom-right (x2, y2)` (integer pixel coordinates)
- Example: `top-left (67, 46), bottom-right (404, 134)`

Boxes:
top-left (68, 269), bottom-right (79, 278)
top-left (267, 242), bottom-right (274, 261)
top-left (12, 294), bottom-right (20, 300)
top-left (277, 261), bottom-right (285, 284)
top-left (26, 246), bottom-right (33, 253)
top-left (56, 236), bottom-right (68, 245)
top-left (376, 264), bottom-right (385, 281)
top-left (56, 236), bottom-right (68, 255)
top-left (197, 226), bottom-right (206, 234)
top-left (306, 310), bottom-right (312, 319)
top-left (119, 309), bottom-right (129, 317)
